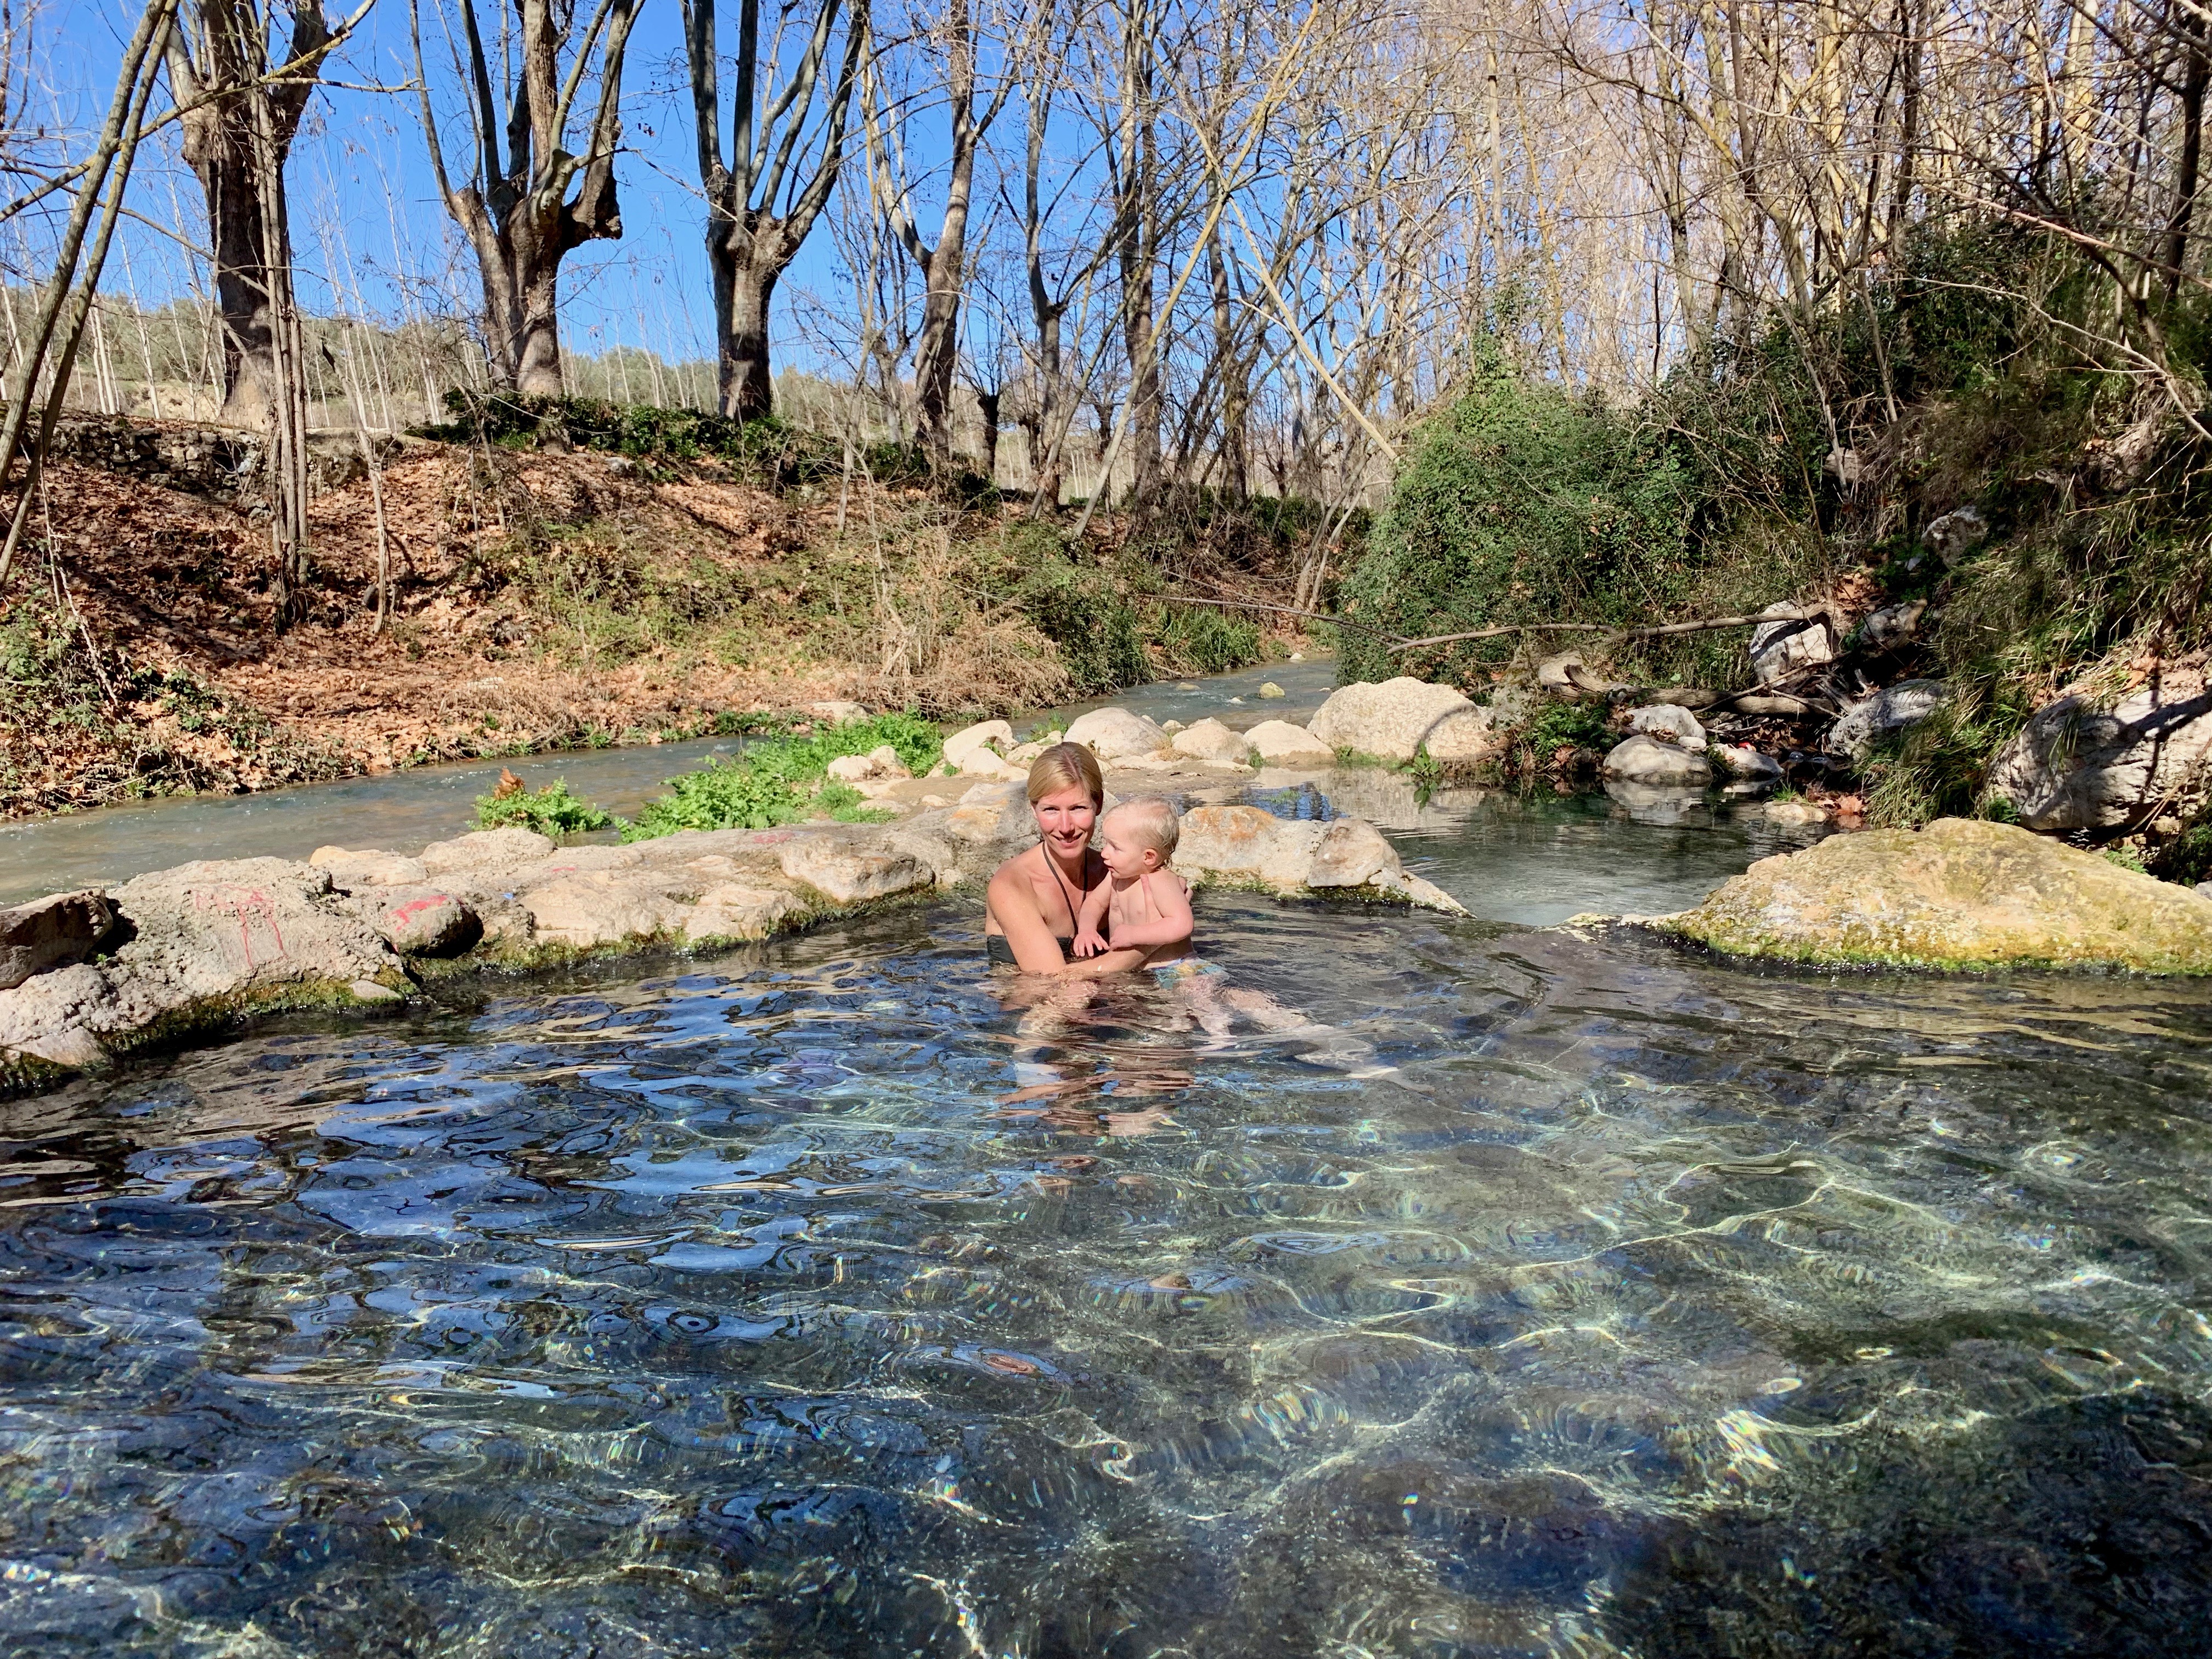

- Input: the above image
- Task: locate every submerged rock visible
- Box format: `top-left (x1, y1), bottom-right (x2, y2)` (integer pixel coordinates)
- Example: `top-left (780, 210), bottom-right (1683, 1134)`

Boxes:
top-left (1985, 657), bottom-right (2212, 831)
top-left (1602, 733), bottom-right (1712, 787)
top-left (1308, 677), bottom-right (1494, 768)
top-left (1826, 679), bottom-right (1949, 761)
top-left (1661, 817), bottom-right (2212, 973)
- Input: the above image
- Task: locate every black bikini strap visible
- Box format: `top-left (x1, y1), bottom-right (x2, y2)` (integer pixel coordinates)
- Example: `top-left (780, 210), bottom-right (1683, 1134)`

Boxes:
top-left (1046, 850), bottom-right (1086, 931)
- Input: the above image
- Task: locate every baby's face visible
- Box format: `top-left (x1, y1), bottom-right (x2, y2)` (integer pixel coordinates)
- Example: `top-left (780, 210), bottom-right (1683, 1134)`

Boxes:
top-left (1099, 821), bottom-right (1160, 878)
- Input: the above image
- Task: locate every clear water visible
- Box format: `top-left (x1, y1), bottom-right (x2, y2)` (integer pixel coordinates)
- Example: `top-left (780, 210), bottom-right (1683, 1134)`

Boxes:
top-left (3, 823), bottom-right (2210, 1655)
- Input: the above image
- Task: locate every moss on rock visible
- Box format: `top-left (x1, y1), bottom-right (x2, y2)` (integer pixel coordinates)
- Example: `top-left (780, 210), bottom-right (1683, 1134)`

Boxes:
top-left (1662, 817), bottom-right (2212, 973)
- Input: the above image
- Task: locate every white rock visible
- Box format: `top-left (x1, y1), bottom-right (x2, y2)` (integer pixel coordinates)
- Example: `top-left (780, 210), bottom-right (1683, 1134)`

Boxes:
top-left (1711, 745), bottom-right (1784, 782)
top-left (420, 827), bottom-right (556, 876)
top-left (1259, 681), bottom-right (1286, 699)
top-left (809, 699), bottom-right (871, 725)
top-left (1171, 718), bottom-right (1257, 766)
top-left (1245, 719), bottom-right (1335, 766)
top-left (1859, 600), bottom-right (1926, 650)
top-left (0, 891), bottom-right (114, 990)
top-left (826, 754), bottom-right (878, 783)
top-left (1064, 707), bottom-right (1174, 761)
top-left (310, 846), bottom-right (429, 887)
top-left (1160, 720), bottom-right (1186, 734)
top-left (1986, 657), bottom-right (2212, 830)
top-left (1173, 805), bottom-right (1463, 911)
top-left (1749, 603), bottom-right (1838, 685)
top-left (943, 719), bottom-right (1015, 774)
top-left (777, 837), bottom-right (933, 906)
top-left (683, 882), bottom-right (801, 943)
top-left (521, 872), bottom-right (692, 949)
top-left (1308, 677), bottom-right (1495, 768)
top-left (1005, 741), bottom-right (1045, 764)
top-left (1602, 733), bottom-right (1712, 787)
top-left (1629, 703), bottom-right (1707, 748)
top-left (1826, 679), bottom-right (1950, 761)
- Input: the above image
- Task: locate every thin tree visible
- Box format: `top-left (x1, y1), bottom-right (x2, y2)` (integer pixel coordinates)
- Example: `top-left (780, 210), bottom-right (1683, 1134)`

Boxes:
top-left (682, 0), bottom-right (870, 419)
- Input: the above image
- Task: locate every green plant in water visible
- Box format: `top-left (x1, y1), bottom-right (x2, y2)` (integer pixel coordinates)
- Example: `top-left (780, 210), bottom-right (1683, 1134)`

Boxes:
top-left (472, 778), bottom-right (613, 836)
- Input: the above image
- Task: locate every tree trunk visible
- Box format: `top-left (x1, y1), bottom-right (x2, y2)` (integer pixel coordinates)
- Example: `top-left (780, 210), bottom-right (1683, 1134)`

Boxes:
top-left (974, 381), bottom-right (1000, 480)
top-left (710, 225), bottom-right (778, 420)
top-left (1116, 4), bottom-right (1160, 506)
top-left (2167, 1), bottom-right (2208, 300)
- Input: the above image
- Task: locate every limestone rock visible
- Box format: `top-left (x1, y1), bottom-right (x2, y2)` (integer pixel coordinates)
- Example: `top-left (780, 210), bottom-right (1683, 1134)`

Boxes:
top-left (826, 754), bottom-right (875, 783)
top-left (1827, 679), bottom-right (1950, 761)
top-left (943, 719), bottom-right (1015, 775)
top-left (1171, 718), bottom-right (1257, 766)
top-left (944, 780), bottom-right (1037, 850)
top-left (1245, 719), bottom-right (1335, 766)
top-left (1663, 817), bottom-right (2212, 972)
top-left (1602, 733), bottom-right (1712, 787)
top-left (1985, 658), bottom-right (2212, 831)
top-left (809, 699), bottom-right (871, 725)
top-left (310, 846), bottom-right (428, 887)
top-left (1711, 744), bottom-right (1784, 782)
top-left (1537, 652), bottom-right (1584, 692)
top-left (1172, 805), bottom-right (1464, 912)
top-left (1259, 681), bottom-right (1286, 699)
top-left (352, 886), bottom-right (481, 957)
top-left (1064, 707), bottom-right (1174, 761)
top-left (420, 827), bottom-right (556, 876)
top-left (1749, 605), bottom-right (1838, 685)
top-left (777, 836), bottom-right (932, 906)
top-left (1308, 678), bottom-right (1495, 768)
top-left (684, 882), bottom-right (801, 943)
top-left (1160, 720), bottom-right (1186, 735)
top-left (521, 872), bottom-right (692, 949)
top-left (0, 891), bottom-right (116, 990)
top-left (826, 745), bottom-right (913, 786)
top-left (1629, 703), bottom-right (1707, 748)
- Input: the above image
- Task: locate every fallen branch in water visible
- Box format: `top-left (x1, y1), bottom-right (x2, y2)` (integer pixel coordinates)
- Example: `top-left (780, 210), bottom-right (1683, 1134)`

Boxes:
top-left (1391, 601), bottom-right (1835, 653)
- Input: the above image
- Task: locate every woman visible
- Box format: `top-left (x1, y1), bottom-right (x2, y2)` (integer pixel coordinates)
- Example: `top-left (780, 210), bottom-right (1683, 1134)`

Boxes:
top-left (985, 743), bottom-right (1151, 977)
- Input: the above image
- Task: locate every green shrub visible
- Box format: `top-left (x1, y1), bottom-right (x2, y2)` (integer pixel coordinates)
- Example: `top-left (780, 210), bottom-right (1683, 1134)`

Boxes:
top-left (1156, 602), bottom-right (1263, 676)
top-left (1019, 557), bottom-right (1151, 692)
top-left (620, 713), bottom-right (943, 840)
top-left (471, 778), bottom-right (613, 836)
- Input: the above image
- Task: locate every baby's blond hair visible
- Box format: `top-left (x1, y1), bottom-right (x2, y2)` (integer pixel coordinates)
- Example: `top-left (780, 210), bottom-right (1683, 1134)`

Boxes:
top-left (1104, 795), bottom-right (1180, 860)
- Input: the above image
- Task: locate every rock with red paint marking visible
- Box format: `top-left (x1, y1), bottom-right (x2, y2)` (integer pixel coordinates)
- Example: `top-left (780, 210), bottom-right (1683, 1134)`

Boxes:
top-left (352, 886), bottom-right (482, 957)
top-left (0, 857), bottom-right (404, 1074)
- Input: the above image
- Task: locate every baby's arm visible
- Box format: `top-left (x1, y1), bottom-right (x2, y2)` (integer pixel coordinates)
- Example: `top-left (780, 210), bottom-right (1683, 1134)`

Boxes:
top-left (1101, 872), bottom-right (1195, 950)
top-left (1070, 875), bottom-right (1114, 957)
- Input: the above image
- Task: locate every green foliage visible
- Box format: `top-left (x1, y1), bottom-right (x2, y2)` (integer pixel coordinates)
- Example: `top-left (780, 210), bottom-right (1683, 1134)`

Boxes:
top-left (819, 778), bottom-right (895, 823)
top-left (622, 713), bottom-right (942, 840)
top-left (1155, 602), bottom-right (1262, 676)
top-left (471, 778), bottom-right (612, 836)
top-left (1488, 697), bottom-right (1615, 786)
top-left (2101, 843), bottom-right (2150, 874)
top-left (1339, 365), bottom-right (1697, 687)
top-left (1015, 548), bottom-right (1153, 692)
top-left (2151, 812), bottom-right (2212, 886)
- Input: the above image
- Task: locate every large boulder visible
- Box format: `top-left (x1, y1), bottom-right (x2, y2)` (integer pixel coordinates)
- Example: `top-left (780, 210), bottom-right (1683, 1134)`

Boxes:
top-left (1602, 733), bottom-right (1711, 787)
top-left (310, 846), bottom-right (428, 887)
top-left (1827, 679), bottom-right (1950, 761)
top-left (1308, 678), bottom-right (1495, 768)
top-left (1245, 719), bottom-right (1335, 766)
top-left (1064, 707), bottom-right (1173, 761)
top-left (684, 883), bottom-right (802, 944)
top-left (1174, 805), bottom-right (1464, 912)
top-left (943, 719), bottom-right (1018, 777)
top-left (1985, 658), bottom-right (2212, 831)
top-left (520, 872), bottom-right (693, 949)
top-left (1171, 718), bottom-right (1256, 767)
top-left (777, 836), bottom-right (932, 906)
top-left (0, 892), bottom-right (115, 990)
top-left (1662, 817), bottom-right (2212, 972)
top-left (1749, 604), bottom-right (1837, 685)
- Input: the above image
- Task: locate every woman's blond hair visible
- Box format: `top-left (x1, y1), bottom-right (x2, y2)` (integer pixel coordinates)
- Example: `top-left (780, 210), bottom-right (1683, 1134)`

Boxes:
top-left (1026, 741), bottom-right (1104, 806)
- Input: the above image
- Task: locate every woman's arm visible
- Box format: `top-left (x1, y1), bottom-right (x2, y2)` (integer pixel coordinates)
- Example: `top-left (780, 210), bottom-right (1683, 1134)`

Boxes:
top-left (987, 861), bottom-right (1150, 978)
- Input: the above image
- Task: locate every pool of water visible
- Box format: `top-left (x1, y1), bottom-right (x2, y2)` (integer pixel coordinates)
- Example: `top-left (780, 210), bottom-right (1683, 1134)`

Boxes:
top-left (2, 816), bottom-right (2209, 1655)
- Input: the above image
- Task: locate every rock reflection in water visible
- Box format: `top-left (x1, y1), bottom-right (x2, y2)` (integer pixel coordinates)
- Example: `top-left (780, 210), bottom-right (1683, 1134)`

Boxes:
top-left (1, 896), bottom-right (2209, 1657)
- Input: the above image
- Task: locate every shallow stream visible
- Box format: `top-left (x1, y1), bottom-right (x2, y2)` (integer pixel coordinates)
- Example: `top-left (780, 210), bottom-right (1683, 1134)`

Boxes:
top-left (1, 773), bottom-right (2210, 1655)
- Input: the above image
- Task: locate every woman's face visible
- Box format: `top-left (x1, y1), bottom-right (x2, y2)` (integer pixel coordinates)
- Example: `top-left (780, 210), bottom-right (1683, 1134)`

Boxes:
top-left (1031, 786), bottom-right (1098, 864)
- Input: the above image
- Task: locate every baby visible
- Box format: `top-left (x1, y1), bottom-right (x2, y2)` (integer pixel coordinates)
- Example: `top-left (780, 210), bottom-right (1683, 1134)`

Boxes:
top-left (1070, 797), bottom-right (1214, 984)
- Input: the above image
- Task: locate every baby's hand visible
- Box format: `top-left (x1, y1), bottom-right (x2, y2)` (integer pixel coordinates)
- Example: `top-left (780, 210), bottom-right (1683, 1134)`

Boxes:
top-left (1071, 926), bottom-right (1107, 958)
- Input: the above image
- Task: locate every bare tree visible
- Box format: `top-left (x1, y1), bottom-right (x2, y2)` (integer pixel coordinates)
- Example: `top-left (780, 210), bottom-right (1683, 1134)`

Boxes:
top-left (682, 0), bottom-right (870, 419)
top-left (165, 0), bottom-right (331, 420)
top-left (410, 0), bottom-right (642, 395)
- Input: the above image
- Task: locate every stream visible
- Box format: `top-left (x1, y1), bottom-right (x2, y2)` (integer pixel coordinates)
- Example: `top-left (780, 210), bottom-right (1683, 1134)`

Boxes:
top-left (2, 662), bottom-right (2209, 1655)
